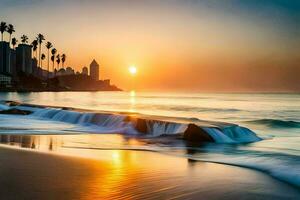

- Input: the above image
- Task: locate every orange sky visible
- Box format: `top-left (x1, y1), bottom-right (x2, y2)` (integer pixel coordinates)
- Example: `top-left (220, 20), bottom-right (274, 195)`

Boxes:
top-left (1, 0), bottom-right (299, 92)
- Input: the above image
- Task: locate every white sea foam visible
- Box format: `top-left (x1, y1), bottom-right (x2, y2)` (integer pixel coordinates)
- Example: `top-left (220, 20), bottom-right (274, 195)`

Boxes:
top-left (0, 104), bottom-right (9, 111)
top-left (0, 104), bottom-right (261, 143)
top-left (189, 152), bottom-right (300, 188)
top-left (203, 126), bottom-right (261, 143)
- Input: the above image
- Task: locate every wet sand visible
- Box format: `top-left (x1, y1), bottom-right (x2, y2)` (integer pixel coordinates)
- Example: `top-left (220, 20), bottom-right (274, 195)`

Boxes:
top-left (0, 146), bottom-right (299, 200)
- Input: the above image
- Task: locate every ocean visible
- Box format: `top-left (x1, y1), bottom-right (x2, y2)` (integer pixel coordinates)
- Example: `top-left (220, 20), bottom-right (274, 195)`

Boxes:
top-left (0, 92), bottom-right (299, 188)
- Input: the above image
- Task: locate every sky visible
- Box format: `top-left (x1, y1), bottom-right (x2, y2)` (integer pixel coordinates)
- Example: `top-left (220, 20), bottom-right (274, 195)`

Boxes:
top-left (0, 0), bottom-right (299, 92)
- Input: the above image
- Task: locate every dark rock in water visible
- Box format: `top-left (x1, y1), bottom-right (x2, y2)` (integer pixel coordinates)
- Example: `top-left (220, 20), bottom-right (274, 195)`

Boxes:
top-left (0, 108), bottom-right (32, 115)
top-left (124, 116), bottom-right (148, 134)
top-left (135, 118), bottom-right (148, 133)
top-left (183, 124), bottom-right (214, 142)
top-left (5, 101), bottom-right (20, 107)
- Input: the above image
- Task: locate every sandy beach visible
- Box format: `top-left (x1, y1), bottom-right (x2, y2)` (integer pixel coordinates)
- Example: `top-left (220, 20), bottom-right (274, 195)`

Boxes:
top-left (0, 145), bottom-right (299, 200)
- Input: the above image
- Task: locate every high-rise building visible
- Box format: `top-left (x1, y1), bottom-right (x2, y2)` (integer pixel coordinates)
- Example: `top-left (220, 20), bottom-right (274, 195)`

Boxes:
top-left (89, 59), bottom-right (99, 81)
top-left (10, 49), bottom-right (17, 78)
top-left (82, 66), bottom-right (88, 75)
top-left (0, 74), bottom-right (12, 86)
top-left (0, 41), bottom-right (10, 74)
top-left (16, 44), bottom-right (32, 74)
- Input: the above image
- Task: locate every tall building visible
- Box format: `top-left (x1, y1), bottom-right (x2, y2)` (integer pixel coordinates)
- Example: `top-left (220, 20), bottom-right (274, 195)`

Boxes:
top-left (10, 49), bottom-right (17, 78)
top-left (0, 74), bottom-right (12, 86)
top-left (16, 44), bottom-right (32, 74)
top-left (82, 66), bottom-right (88, 75)
top-left (0, 41), bottom-right (10, 74)
top-left (89, 59), bottom-right (99, 81)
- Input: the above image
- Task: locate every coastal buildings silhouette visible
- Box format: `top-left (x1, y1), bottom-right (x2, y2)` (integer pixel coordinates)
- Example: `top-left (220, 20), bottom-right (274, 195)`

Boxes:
top-left (0, 22), bottom-right (120, 91)
top-left (16, 44), bottom-right (32, 74)
top-left (82, 66), bottom-right (88, 75)
top-left (90, 59), bottom-right (99, 81)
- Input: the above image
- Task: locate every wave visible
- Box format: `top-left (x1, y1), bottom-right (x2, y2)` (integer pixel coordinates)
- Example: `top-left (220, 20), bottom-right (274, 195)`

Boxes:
top-left (246, 119), bottom-right (300, 129)
top-left (187, 152), bottom-right (300, 188)
top-left (0, 104), bottom-right (9, 111)
top-left (0, 102), bottom-right (261, 144)
top-left (153, 105), bottom-right (242, 113)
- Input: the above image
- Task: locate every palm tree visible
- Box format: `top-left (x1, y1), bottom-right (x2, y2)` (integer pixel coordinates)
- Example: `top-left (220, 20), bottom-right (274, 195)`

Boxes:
top-left (20, 35), bottom-right (29, 44)
top-left (41, 53), bottom-right (46, 69)
top-left (36, 33), bottom-right (45, 67)
top-left (61, 54), bottom-right (66, 68)
top-left (51, 48), bottom-right (57, 72)
top-left (56, 54), bottom-right (61, 70)
top-left (45, 42), bottom-right (53, 79)
top-left (11, 37), bottom-right (18, 49)
top-left (0, 22), bottom-right (7, 41)
top-left (51, 55), bottom-right (55, 75)
top-left (7, 24), bottom-right (15, 45)
top-left (31, 39), bottom-right (38, 58)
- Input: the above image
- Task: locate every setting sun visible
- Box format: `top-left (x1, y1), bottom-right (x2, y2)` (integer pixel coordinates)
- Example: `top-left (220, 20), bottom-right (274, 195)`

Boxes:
top-left (129, 66), bottom-right (137, 75)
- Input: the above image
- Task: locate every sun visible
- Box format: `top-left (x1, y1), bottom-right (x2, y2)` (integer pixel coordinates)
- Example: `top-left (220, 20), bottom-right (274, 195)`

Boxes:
top-left (129, 66), bottom-right (137, 75)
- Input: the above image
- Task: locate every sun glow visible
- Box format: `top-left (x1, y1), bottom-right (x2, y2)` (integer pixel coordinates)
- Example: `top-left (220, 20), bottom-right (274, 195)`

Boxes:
top-left (129, 66), bottom-right (137, 75)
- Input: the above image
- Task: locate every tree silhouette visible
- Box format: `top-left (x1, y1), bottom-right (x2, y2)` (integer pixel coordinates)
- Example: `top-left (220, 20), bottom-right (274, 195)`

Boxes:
top-left (11, 37), bottom-right (18, 49)
top-left (56, 54), bottom-right (61, 70)
top-left (7, 24), bottom-right (15, 45)
top-left (45, 41), bottom-right (53, 79)
top-left (51, 48), bottom-right (57, 73)
top-left (0, 22), bottom-right (7, 41)
top-left (37, 33), bottom-right (45, 67)
top-left (61, 54), bottom-right (66, 68)
top-left (20, 35), bottom-right (29, 44)
top-left (31, 40), bottom-right (38, 58)
top-left (41, 53), bottom-right (46, 70)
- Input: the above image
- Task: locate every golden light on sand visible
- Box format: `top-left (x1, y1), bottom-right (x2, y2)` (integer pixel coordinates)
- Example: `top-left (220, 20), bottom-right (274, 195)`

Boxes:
top-left (129, 66), bottom-right (137, 75)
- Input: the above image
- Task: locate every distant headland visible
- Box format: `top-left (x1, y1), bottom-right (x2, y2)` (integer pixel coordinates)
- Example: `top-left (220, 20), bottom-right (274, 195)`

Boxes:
top-left (0, 22), bottom-right (121, 92)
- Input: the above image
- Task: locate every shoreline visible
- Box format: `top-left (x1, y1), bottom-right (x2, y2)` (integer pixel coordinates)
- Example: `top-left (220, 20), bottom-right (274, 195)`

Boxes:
top-left (0, 144), bottom-right (299, 199)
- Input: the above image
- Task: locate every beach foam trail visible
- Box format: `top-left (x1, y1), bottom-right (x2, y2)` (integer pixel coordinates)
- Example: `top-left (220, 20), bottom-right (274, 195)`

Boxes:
top-left (0, 102), bottom-right (261, 144)
top-left (186, 146), bottom-right (300, 188)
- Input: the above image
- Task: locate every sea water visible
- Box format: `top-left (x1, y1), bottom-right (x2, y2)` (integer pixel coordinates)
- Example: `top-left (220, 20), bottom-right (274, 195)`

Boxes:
top-left (0, 92), bottom-right (299, 187)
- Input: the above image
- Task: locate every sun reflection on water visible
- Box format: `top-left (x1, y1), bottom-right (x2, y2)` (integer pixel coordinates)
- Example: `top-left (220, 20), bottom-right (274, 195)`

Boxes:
top-left (129, 90), bottom-right (136, 112)
top-left (0, 134), bottom-right (292, 199)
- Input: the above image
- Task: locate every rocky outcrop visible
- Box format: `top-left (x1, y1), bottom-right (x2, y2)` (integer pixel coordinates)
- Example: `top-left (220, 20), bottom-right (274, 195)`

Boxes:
top-left (0, 108), bottom-right (32, 115)
top-left (135, 118), bottom-right (148, 133)
top-left (124, 116), bottom-right (148, 134)
top-left (183, 124), bottom-right (214, 142)
top-left (5, 101), bottom-right (20, 107)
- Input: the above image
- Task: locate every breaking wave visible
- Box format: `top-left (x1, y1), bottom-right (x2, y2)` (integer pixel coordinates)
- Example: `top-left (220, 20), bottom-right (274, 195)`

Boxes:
top-left (246, 119), bottom-right (300, 129)
top-left (0, 102), bottom-right (261, 144)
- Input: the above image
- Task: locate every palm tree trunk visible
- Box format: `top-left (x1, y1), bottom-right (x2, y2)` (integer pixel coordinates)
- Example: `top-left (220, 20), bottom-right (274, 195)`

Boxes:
top-left (47, 50), bottom-right (50, 80)
top-left (39, 44), bottom-right (41, 68)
